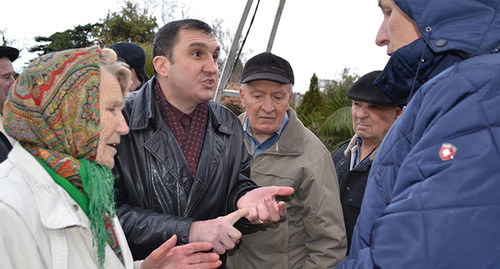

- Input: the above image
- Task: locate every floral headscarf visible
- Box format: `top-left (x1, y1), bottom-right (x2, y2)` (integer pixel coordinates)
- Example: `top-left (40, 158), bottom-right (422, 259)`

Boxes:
top-left (4, 46), bottom-right (121, 267)
top-left (4, 46), bottom-right (101, 182)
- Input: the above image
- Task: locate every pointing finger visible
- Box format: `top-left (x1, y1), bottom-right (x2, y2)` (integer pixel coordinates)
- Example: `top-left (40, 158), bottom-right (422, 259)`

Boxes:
top-left (223, 209), bottom-right (249, 225)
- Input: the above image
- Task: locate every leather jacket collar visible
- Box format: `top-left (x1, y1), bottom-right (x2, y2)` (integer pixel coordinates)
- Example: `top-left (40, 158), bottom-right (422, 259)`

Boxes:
top-left (126, 77), bottom-right (232, 135)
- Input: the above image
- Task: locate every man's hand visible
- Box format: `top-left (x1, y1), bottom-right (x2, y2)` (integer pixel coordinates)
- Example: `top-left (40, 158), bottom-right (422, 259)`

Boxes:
top-left (188, 209), bottom-right (249, 254)
top-left (141, 234), bottom-right (222, 269)
top-left (237, 186), bottom-right (294, 224)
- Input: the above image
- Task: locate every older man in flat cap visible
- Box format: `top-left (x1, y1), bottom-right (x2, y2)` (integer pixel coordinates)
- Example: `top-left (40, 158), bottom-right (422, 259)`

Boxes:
top-left (228, 52), bottom-right (347, 269)
top-left (331, 70), bottom-right (402, 252)
top-left (0, 46), bottom-right (19, 161)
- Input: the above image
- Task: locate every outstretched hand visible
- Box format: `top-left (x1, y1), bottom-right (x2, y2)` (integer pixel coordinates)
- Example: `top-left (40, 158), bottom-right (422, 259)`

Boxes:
top-left (237, 186), bottom-right (294, 224)
top-left (189, 209), bottom-right (249, 254)
top-left (141, 234), bottom-right (222, 269)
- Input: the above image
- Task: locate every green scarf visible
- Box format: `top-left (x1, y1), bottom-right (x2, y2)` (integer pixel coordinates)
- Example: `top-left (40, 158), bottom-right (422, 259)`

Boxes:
top-left (36, 157), bottom-right (116, 268)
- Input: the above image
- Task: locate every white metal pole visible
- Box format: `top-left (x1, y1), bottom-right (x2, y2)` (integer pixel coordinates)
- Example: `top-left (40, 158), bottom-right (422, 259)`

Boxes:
top-left (266, 0), bottom-right (287, 52)
top-left (214, 0), bottom-right (254, 102)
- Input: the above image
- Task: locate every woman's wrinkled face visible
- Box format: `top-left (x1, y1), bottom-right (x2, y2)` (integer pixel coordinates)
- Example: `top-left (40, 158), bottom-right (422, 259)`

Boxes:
top-left (95, 69), bottom-right (129, 168)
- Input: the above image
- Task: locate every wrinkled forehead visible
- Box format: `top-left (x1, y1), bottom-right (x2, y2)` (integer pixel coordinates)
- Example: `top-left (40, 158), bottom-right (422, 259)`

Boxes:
top-left (0, 57), bottom-right (14, 69)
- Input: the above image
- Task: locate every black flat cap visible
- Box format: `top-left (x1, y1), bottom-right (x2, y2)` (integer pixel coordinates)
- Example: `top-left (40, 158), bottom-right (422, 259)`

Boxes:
top-left (0, 46), bottom-right (19, 62)
top-left (348, 71), bottom-right (397, 106)
top-left (241, 52), bottom-right (294, 85)
top-left (109, 42), bottom-right (149, 84)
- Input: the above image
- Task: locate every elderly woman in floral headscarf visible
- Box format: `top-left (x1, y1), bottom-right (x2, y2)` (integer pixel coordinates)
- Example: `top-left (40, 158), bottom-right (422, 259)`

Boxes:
top-left (0, 46), bottom-right (221, 269)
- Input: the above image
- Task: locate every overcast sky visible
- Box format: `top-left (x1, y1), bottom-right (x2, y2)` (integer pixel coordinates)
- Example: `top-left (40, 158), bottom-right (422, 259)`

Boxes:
top-left (1, 0), bottom-right (389, 94)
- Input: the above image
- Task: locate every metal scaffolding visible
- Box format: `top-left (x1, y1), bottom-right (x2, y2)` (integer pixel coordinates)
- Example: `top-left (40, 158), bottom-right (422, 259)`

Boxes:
top-left (214, 0), bottom-right (287, 102)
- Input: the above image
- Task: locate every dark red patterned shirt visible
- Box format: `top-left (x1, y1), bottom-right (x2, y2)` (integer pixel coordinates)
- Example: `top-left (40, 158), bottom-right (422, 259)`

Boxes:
top-left (154, 82), bottom-right (207, 180)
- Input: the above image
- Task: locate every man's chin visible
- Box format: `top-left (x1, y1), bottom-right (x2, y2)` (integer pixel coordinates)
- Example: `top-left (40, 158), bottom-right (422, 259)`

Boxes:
top-left (254, 126), bottom-right (279, 135)
top-left (355, 130), bottom-right (371, 138)
top-left (201, 91), bottom-right (215, 101)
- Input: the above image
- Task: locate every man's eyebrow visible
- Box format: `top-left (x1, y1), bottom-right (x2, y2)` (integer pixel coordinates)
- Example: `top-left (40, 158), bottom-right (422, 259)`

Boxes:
top-left (189, 42), bottom-right (221, 53)
top-left (188, 42), bottom-right (208, 49)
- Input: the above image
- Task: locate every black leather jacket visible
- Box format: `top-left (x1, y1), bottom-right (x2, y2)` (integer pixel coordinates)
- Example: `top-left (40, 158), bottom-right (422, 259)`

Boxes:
top-left (113, 78), bottom-right (258, 260)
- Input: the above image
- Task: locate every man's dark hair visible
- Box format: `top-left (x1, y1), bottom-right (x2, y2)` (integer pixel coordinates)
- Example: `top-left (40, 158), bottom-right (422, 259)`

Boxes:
top-left (153, 19), bottom-right (214, 64)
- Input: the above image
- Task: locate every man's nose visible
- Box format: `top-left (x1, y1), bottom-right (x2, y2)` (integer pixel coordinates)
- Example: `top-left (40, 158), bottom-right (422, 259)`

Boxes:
top-left (356, 106), bottom-right (369, 118)
top-left (375, 19), bottom-right (389, 47)
top-left (261, 97), bottom-right (275, 112)
top-left (203, 58), bottom-right (219, 75)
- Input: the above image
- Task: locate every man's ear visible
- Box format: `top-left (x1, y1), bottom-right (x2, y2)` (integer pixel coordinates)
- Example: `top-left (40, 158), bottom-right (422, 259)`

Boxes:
top-left (153, 55), bottom-right (170, 77)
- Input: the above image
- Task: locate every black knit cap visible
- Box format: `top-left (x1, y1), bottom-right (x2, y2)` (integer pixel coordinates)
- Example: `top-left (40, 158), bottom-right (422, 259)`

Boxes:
top-left (348, 71), bottom-right (398, 106)
top-left (109, 42), bottom-right (149, 84)
top-left (0, 46), bottom-right (19, 62)
top-left (241, 52), bottom-right (294, 85)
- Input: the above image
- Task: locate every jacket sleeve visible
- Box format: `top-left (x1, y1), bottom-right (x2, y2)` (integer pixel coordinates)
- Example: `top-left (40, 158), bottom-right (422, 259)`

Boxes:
top-left (337, 67), bottom-right (500, 268)
top-left (228, 114), bottom-right (261, 234)
top-left (301, 150), bottom-right (347, 268)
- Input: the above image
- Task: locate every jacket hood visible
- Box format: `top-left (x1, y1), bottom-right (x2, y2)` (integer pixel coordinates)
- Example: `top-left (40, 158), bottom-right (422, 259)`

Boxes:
top-left (376, 0), bottom-right (500, 107)
top-left (395, 0), bottom-right (500, 55)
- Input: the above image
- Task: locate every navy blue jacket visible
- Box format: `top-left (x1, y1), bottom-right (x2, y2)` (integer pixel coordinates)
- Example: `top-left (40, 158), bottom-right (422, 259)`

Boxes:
top-left (338, 0), bottom-right (500, 268)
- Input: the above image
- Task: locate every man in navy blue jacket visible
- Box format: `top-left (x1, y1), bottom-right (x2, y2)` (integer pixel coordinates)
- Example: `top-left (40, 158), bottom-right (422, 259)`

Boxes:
top-left (338, 0), bottom-right (500, 268)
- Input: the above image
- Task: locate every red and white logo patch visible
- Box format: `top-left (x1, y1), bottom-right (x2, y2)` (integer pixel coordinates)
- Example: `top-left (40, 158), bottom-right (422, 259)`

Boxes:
top-left (439, 143), bottom-right (457, 161)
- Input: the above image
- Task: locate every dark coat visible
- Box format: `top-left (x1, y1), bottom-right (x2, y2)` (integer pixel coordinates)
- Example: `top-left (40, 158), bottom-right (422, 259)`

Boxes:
top-left (112, 78), bottom-right (258, 261)
top-left (331, 139), bottom-right (371, 252)
top-left (0, 132), bottom-right (12, 163)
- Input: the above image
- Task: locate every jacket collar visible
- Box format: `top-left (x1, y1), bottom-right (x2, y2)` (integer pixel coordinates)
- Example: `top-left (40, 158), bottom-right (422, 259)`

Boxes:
top-left (127, 77), bottom-right (232, 135)
top-left (127, 78), bottom-right (157, 131)
top-left (377, 0), bottom-right (500, 106)
top-left (375, 38), bottom-right (464, 107)
top-left (9, 143), bottom-right (86, 229)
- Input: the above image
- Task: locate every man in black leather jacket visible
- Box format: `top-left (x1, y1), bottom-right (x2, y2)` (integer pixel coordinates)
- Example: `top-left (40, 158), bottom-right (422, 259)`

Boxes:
top-left (112, 19), bottom-right (294, 264)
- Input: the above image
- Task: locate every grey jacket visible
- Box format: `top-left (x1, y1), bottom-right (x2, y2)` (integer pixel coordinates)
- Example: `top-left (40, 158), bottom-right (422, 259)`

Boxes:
top-left (228, 108), bottom-right (347, 269)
